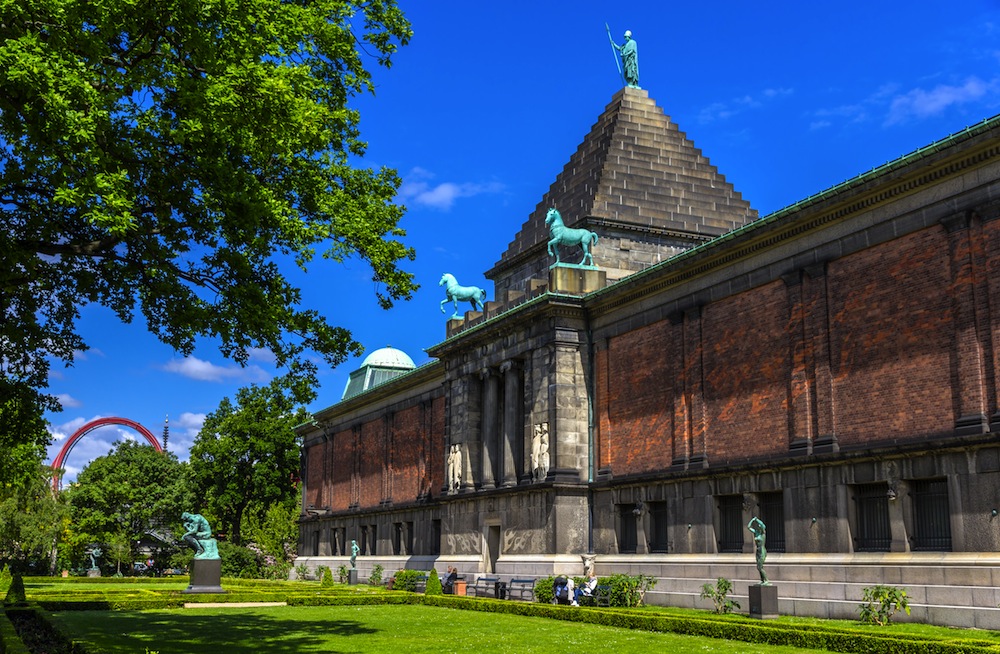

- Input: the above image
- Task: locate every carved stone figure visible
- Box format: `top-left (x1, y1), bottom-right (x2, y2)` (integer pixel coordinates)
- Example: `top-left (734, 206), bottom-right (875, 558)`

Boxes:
top-left (447, 444), bottom-right (463, 492)
top-left (608, 27), bottom-right (639, 88)
top-left (350, 539), bottom-right (360, 568)
top-left (532, 423), bottom-right (550, 482)
top-left (748, 516), bottom-right (769, 585)
top-left (181, 512), bottom-right (220, 560)
top-left (546, 208), bottom-right (599, 266)
top-left (440, 273), bottom-right (487, 319)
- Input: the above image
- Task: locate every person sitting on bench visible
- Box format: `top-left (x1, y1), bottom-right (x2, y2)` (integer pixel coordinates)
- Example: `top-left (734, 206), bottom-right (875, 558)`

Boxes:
top-left (442, 566), bottom-right (458, 594)
top-left (572, 570), bottom-right (598, 606)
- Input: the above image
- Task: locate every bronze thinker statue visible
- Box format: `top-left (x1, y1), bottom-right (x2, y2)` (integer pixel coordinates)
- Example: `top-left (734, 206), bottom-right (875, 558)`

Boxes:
top-left (181, 512), bottom-right (220, 560)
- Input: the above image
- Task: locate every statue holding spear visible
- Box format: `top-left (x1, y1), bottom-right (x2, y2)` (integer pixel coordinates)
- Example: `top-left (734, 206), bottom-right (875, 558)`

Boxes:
top-left (607, 25), bottom-right (639, 89)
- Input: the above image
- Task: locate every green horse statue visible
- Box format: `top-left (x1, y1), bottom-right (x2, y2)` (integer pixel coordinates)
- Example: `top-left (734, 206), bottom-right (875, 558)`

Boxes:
top-left (546, 208), bottom-right (599, 266)
top-left (440, 273), bottom-right (487, 319)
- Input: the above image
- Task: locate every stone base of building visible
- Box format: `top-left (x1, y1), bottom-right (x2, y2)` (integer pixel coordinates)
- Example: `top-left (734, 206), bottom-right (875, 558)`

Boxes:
top-left (183, 558), bottom-right (225, 594)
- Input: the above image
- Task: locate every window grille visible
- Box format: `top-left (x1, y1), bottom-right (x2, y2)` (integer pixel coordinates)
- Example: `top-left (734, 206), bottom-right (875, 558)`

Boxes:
top-left (854, 483), bottom-right (891, 552)
top-left (717, 495), bottom-right (744, 553)
top-left (618, 505), bottom-right (637, 554)
top-left (911, 478), bottom-right (952, 551)
top-left (758, 492), bottom-right (786, 553)
top-left (649, 501), bottom-right (669, 553)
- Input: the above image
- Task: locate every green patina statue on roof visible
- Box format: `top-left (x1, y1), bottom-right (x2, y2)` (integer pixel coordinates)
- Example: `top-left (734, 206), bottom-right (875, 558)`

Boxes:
top-left (181, 512), bottom-right (220, 560)
top-left (546, 208), bottom-right (599, 267)
top-left (440, 273), bottom-right (487, 320)
top-left (607, 26), bottom-right (639, 88)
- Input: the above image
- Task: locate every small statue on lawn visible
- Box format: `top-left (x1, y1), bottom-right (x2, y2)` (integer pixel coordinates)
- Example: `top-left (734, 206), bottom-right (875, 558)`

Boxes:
top-left (747, 516), bottom-right (769, 585)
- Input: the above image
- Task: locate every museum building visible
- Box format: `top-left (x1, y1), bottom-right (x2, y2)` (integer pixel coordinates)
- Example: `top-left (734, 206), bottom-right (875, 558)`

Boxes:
top-left (296, 86), bottom-right (1000, 627)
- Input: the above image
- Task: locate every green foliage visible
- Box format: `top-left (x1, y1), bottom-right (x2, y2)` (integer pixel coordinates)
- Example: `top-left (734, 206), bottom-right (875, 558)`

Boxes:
top-left (217, 541), bottom-right (261, 579)
top-left (425, 568), bottom-right (442, 595)
top-left (4, 574), bottom-right (26, 606)
top-left (0, 0), bottom-right (417, 451)
top-left (294, 563), bottom-right (311, 581)
top-left (700, 577), bottom-right (740, 614)
top-left (0, 563), bottom-right (11, 591)
top-left (391, 569), bottom-right (425, 592)
top-left (859, 585), bottom-right (911, 626)
top-left (0, 464), bottom-right (69, 574)
top-left (337, 565), bottom-right (349, 584)
top-left (605, 573), bottom-right (657, 607)
top-left (533, 575), bottom-right (555, 603)
top-left (369, 564), bottom-right (384, 586)
top-left (320, 567), bottom-right (334, 587)
top-left (189, 374), bottom-right (308, 546)
top-left (66, 440), bottom-right (192, 570)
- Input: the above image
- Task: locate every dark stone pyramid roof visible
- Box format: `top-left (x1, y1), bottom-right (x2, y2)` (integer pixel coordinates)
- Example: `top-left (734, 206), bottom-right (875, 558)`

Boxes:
top-left (487, 86), bottom-right (757, 285)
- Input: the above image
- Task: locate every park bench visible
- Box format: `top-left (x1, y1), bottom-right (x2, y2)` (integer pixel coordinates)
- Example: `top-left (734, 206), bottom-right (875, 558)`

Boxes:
top-left (470, 576), bottom-right (503, 598)
top-left (578, 584), bottom-right (611, 607)
top-left (507, 578), bottom-right (536, 601)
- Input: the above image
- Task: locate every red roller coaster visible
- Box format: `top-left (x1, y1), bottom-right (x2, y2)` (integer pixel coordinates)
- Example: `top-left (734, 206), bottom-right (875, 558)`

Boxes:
top-left (51, 417), bottom-right (162, 490)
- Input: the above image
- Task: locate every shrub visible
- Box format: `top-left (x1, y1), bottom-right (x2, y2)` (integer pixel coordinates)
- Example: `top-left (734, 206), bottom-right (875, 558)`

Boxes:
top-left (4, 574), bottom-right (27, 606)
top-left (533, 575), bottom-right (556, 603)
top-left (859, 585), bottom-right (910, 626)
top-left (700, 577), bottom-right (740, 614)
top-left (294, 562), bottom-right (310, 581)
top-left (217, 542), bottom-right (261, 578)
top-left (337, 564), bottom-right (349, 584)
top-left (320, 566), bottom-right (334, 587)
top-left (0, 564), bottom-right (11, 592)
top-left (425, 568), bottom-right (443, 595)
top-left (605, 573), bottom-right (657, 607)
top-left (392, 569), bottom-right (425, 592)
top-left (369, 563), bottom-right (384, 586)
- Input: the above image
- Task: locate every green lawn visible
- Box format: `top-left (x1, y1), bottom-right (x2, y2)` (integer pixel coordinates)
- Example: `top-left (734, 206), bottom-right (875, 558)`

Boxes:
top-left (51, 604), bottom-right (828, 654)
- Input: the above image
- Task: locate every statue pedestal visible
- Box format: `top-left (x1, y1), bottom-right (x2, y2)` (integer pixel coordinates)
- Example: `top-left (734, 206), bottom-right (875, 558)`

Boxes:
top-left (548, 264), bottom-right (606, 295)
top-left (749, 584), bottom-right (778, 619)
top-left (183, 558), bottom-right (225, 594)
top-left (86, 569), bottom-right (101, 578)
top-left (348, 569), bottom-right (358, 585)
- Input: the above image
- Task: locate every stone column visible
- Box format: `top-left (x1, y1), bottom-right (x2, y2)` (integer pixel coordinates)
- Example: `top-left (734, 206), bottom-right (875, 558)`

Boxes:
top-left (500, 359), bottom-right (522, 487)
top-left (481, 368), bottom-right (500, 489)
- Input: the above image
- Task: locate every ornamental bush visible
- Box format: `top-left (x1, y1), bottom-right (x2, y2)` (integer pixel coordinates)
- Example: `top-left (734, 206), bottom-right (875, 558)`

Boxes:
top-left (425, 568), bottom-right (443, 595)
top-left (320, 566), bottom-right (334, 587)
top-left (700, 577), bottom-right (739, 614)
top-left (369, 564), bottom-right (384, 586)
top-left (392, 569), bottom-right (425, 592)
top-left (858, 585), bottom-right (910, 626)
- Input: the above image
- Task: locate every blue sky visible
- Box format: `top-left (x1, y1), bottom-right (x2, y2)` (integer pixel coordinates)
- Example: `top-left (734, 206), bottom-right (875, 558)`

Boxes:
top-left (45, 0), bottom-right (1000, 482)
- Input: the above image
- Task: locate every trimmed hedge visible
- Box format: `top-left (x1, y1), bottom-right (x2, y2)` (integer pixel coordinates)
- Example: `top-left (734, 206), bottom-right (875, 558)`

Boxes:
top-left (0, 608), bottom-right (31, 654)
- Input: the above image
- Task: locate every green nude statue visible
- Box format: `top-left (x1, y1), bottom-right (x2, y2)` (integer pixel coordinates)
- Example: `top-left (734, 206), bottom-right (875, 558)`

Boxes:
top-left (181, 512), bottom-right (220, 560)
top-left (350, 539), bottom-right (360, 569)
top-left (747, 516), bottom-right (769, 585)
top-left (607, 26), bottom-right (639, 88)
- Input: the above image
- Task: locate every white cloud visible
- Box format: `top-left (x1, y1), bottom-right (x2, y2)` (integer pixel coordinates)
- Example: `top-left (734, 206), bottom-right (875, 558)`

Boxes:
top-left (162, 356), bottom-right (267, 383)
top-left (697, 88), bottom-right (793, 124)
top-left (56, 393), bottom-right (82, 409)
top-left (247, 347), bottom-right (277, 365)
top-left (884, 77), bottom-right (997, 125)
top-left (398, 168), bottom-right (505, 211)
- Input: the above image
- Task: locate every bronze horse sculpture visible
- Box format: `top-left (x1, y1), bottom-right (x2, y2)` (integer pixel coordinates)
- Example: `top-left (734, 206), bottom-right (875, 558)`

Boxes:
top-left (546, 208), bottom-right (598, 266)
top-left (440, 273), bottom-right (487, 319)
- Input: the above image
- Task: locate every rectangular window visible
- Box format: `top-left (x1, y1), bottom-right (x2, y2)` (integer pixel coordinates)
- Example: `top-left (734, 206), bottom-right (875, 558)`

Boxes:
top-left (405, 521), bottom-right (415, 555)
top-left (311, 530), bottom-right (320, 557)
top-left (717, 495), bottom-right (743, 553)
top-left (360, 526), bottom-right (369, 555)
top-left (758, 492), bottom-right (786, 553)
top-left (854, 483), bottom-right (891, 552)
top-left (618, 505), bottom-right (637, 554)
top-left (430, 519), bottom-right (442, 556)
top-left (369, 525), bottom-right (378, 555)
top-left (911, 479), bottom-right (952, 551)
top-left (649, 501), bottom-right (669, 553)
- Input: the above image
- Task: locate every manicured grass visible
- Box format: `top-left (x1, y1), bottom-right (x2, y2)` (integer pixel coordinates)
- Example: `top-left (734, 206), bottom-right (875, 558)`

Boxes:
top-left (50, 604), bottom-right (828, 654)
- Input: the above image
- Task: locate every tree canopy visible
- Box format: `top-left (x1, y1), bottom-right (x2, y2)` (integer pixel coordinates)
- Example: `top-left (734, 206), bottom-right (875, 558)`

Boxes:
top-left (188, 372), bottom-right (308, 545)
top-left (67, 439), bottom-right (192, 564)
top-left (0, 0), bottom-right (417, 469)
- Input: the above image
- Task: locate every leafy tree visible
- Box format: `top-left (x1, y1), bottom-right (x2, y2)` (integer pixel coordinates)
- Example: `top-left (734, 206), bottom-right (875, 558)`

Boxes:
top-left (0, 0), bottom-right (417, 461)
top-left (0, 464), bottom-right (69, 574)
top-left (67, 440), bottom-right (192, 567)
top-left (189, 373), bottom-right (308, 545)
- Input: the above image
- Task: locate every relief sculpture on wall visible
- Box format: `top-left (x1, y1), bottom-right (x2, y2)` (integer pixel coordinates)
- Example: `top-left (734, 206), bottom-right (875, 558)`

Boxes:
top-left (446, 443), bottom-right (462, 493)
